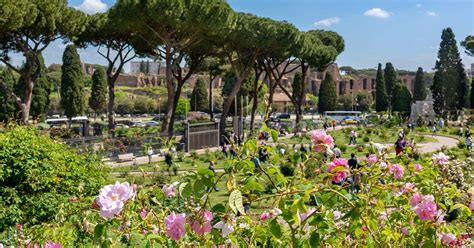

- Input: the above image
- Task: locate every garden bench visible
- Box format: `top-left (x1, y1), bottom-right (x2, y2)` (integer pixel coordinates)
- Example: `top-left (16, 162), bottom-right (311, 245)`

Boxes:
top-left (118, 153), bottom-right (135, 163)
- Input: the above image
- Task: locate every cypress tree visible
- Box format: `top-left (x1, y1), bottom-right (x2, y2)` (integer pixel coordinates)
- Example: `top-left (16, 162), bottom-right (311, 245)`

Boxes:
top-left (190, 78), bottom-right (209, 112)
top-left (0, 68), bottom-right (17, 123)
top-left (392, 81), bottom-right (412, 113)
top-left (318, 73), bottom-right (337, 113)
top-left (375, 63), bottom-right (389, 112)
top-left (60, 45), bottom-right (85, 119)
top-left (432, 28), bottom-right (466, 114)
top-left (413, 67), bottom-right (427, 101)
top-left (470, 78), bottom-right (474, 109)
top-left (292, 72), bottom-right (303, 103)
top-left (384, 62), bottom-right (397, 100)
top-left (89, 67), bottom-right (108, 116)
top-left (458, 63), bottom-right (470, 109)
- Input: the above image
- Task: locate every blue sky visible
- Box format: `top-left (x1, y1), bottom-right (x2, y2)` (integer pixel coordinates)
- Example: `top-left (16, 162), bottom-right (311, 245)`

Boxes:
top-left (16, 0), bottom-right (474, 72)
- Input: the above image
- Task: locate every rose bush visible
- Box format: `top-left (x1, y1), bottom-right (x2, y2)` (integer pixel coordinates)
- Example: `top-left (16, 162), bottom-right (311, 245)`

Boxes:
top-left (0, 127), bottom-right (472, 247)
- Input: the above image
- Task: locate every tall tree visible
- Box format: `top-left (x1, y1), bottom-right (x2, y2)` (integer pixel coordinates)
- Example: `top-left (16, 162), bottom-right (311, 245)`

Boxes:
top-left (190, 78), bottom-right (209, 112)
top-left (115, 0), bottom-right (234, 135)
top-left (384, 62), bottom-right (397, 98)
top-left (198, 57), bottom-right (225, 118)
top-left (76, 12), bottom-right (136, 131)
top-left (413, 67), bottom-right (427, 101)
top-left (292, 72), bottom-right (303, 105)
top-left (15, 53), bottom-right (51, 121)
top-left (0, 68), bottom-right (17, 122)
top-left (375, 63), bottom-right (389, 112)
top-left (89, 67), bottom-right (108, 117)
top-left (392, 81), bottom-right (412, 113)
top-left (318, 73), bottom-right (337, 113)
top-left (461, 35), bottom-right (474, 56)
top-left (431, 28), bottom-right (467, 114)
top-left (60, 45), bottom-right (84, 119)
top-left (0, 0), bottom-right (86, 124)
top-left (470, 78), bottom-right (474, 109)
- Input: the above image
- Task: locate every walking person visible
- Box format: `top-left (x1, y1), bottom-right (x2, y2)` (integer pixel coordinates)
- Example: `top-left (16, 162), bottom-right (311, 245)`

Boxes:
top-left (395, 138), bottom-right (404, 156)
top-left (348, 153), bottom-right (361, 193)
top-left (332, 145), bottom-right (342, 159)
top-left (147, 146), bottom-right (154, 164)
top-left (332, 119), bottom-right (337, 131)
top-left (432, 124), bottom-right (437, 137)
top-left (222, 142), bottom-right (228, 158)
top-left (466, 136), bottom-right (472, 152)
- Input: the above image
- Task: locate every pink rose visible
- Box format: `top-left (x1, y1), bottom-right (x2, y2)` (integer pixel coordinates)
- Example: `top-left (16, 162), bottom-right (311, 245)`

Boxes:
top-left (44, 241), bottom-right (62, 248)
top-left (361, 226), bottom-right (368, 231)
top-left (414, 163), bottom-right (422, 171)
top-left (260, 212), bottom-right (271, 221)
top-left (140, 208), bottom-right (147, 219)
top-left (410, 193), bottom-right (423, 207)
top-left (367, 154), bottom-right (377, 165)
top-left (401, 227), bottom-right (408, 236)
top-left (165, 212), bottom-right (186, 241)
top-left (260, 208), bottom-right (282, 221)
top-left (332, 171), bottom-right (347, 184)
top-left (162, 183), bottom-right (177, 198)
top-left (327, 158), bottom-right (348, 172)
top-left (432, 152), bottom-right (449, 165)
top-left (441, 233), bottom-right (456, 246)
top-left (190, 209), bottom-right (213, 235)
top-left (401, 183), bottom-right (416, 193)
top-left (333, 210), bottom-right (342, 220)
top-left (413, 195), bottom-right (437, 221)
top-left (328, 158), bottom-right (349, 183)
top-left (311, 130), bottom-right (334, 153)
top-left (96, 181), bottom-right (135, 219)
top-left (389, 164), bottom-right (404, 179)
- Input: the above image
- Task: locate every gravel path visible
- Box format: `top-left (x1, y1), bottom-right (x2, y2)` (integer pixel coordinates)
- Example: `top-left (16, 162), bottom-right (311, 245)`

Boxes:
top-left (417, 134), bottom-right (459, 153)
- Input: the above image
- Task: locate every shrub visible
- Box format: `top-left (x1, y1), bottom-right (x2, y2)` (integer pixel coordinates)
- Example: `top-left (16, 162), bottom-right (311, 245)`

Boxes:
top-left (457, 141), bottom-right (466, 149)
top-left (0, 126), bottom-right (107, 231)
top-left (363, 136), bottom-right (370, 142)
top-left (279, 164), bottom-right (295, 177)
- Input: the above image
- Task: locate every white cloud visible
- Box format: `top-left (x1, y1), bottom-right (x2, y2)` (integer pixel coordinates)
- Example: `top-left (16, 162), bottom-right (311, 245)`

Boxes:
top-left (363, 8), bottom-right (391, 19)
top-left (426, 11), bottom-right (437, 17)
top-left (313, 17), bottom-right (341, 27)
top-left (416, 4), bottom-right (422, 8)
top-left (75, 0), bottom-right (108, 14)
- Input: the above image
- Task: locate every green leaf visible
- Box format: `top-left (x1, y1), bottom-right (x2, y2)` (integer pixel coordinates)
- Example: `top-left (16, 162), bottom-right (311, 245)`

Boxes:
top-left (94, 223), bottom-right (106, 242)
top-left (212, 203), bottom-right (226, 213)
top-left (179, 182), bottom-right (191, 198)
top-left (309, 232), bottom-right (321, 246)
top-left (229, 190), bottom-right (246, 215)
top-left (269, 219), bottom-right (282, 239)
top-left (270, 129), bottom-right (278, 142)
top-left (451, 203), bottom-right (472, 217)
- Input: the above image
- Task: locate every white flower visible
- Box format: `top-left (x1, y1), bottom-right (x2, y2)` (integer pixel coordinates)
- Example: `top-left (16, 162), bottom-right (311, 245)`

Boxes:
top-left (333, 211), bottom-right (342, 220)
top-left (214, 216), bottom-right (236, 237)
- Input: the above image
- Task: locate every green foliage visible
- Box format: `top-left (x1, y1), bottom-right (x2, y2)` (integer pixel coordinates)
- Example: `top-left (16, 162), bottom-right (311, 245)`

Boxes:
top-left (0, 68), bottom-right (17, 122)
top-left (89, 67), bottom-right (108, 114)
top-left (392, 82), bottom-right (412, 113)
top-left (384, 62), bottom-right (397, 97)
top-left (413, 67), bottom-right (427, 101)
top-left (175, 97), bottom-right (190, 116)
top-left (0, 126), bottom-right (107, 231)
top-left (16, 53), bottom-right (51, 121)
top-left (461, 35), bottom-right (474, 57)
top-left (318, 73), bottom-right (337, 113)
top-left (375, 63), bottom-right (389, 112)
top-left (190, 78), bottom-right (209, 112)
top-left (432, 28), bottom-right (467, 113)
top-left (292, 72), bottom-right (303, 103)
top-left (355, 91), bottom-right (373, 112)
top-left (60, 44), bottom-right (85, 119)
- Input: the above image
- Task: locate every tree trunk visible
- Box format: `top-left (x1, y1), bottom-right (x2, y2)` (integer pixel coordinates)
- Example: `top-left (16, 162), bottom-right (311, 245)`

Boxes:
top-left (209, 74), bottom-right (214, 119)
top-left (107, 79), bottom-right (115, 131)
top-left (250, 65), bottom-right (263, 134)
top-left (168, 80), bottom-right (185, 135)
top-left (219, 75), bottom-right (247, 143)
top-left (161, 46), bottom-right (175, 135)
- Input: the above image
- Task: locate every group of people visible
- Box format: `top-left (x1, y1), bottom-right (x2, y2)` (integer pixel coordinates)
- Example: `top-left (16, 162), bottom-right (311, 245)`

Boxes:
top-left (323, 120), bottom-right (337, 131)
